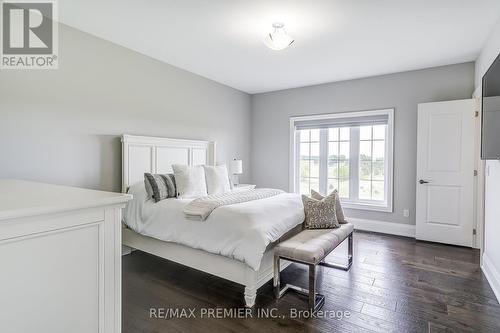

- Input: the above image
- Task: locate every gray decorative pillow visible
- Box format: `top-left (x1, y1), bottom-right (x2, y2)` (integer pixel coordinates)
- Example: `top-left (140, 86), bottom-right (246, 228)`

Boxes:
top-left (302, 191), bottom-right (340, 229)
top-left (144, 173), bottom-right (177, 202)
top-left (311, 189), bottom-right (348, 224)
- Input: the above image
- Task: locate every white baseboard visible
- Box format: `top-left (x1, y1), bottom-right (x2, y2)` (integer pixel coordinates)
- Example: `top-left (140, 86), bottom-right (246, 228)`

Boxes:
top-left (349, 218), bottom-right (416, 238)
top-left (482, 252), bottom-right (500, 303)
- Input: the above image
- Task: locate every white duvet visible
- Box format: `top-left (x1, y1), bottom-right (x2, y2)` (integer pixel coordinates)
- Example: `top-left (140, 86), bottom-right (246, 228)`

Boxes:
top-left (123, 183), bottom-right (305, 270)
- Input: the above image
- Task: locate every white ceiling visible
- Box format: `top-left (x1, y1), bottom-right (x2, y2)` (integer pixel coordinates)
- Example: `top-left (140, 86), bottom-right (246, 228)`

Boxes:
top-left (59, 0), bottom-right (500, 94)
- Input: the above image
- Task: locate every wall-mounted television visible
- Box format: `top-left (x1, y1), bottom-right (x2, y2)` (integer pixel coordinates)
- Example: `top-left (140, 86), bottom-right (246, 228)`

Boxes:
top-left (482, 52), bottom-right (500, 160)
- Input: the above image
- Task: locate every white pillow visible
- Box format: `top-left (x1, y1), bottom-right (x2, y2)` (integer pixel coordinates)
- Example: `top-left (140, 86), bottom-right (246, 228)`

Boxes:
top-left (172, 164), bottom-right (208, 199)
top-left (203, 164), bottom-right (231, 195)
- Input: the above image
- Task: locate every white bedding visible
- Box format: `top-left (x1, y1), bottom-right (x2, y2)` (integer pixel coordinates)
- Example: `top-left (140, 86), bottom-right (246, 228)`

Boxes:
top-left (123, 183), bottom-right (305, 270)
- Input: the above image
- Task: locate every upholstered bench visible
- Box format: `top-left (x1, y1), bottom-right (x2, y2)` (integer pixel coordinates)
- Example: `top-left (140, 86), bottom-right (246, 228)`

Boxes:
top-left (273, 223), bottom-right (354, 312)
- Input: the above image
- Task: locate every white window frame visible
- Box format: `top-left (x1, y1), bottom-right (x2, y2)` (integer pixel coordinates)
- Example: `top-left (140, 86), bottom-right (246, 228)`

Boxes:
top-left (289, 109), bottom-right (394, 212)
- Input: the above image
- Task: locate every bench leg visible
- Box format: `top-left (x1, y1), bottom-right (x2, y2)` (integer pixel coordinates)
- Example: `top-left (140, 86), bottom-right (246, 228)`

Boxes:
top-left (308, 264), bottom-right (315, 309)
top-left (348, 231), bottom-right (353, 266)
top-left (275, 257), bottom-right (325, 312)
top-left (273, 255), bottom-right (280, 299)
top-left (319, 232), bottom-right (353, 271)
top-left (309, 265), bottom-right (316, 311)
top-left (308, 264), bottom-right (325, 312)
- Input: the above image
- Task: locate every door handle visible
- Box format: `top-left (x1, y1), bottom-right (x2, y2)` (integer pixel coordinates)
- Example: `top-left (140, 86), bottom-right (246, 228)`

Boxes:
top-left (419, 179), bottom-right (429, 184)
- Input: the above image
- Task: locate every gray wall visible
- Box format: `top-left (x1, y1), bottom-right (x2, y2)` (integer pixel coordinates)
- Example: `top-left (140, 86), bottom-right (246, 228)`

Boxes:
top-left (0, 24), bottom-right (252, 192)
top-left (0, 23), bottom-right (477, 228)
top-left (251, 63), bottom-right (475, 225)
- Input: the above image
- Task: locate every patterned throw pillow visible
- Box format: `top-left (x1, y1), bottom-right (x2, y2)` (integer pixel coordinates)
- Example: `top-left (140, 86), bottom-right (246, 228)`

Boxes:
top-left (302, 191), bottom-right (340, 229)
top-left (144, 173), bottom-right (177, 202)
top-left (311, 189), bottom-right (348, 224)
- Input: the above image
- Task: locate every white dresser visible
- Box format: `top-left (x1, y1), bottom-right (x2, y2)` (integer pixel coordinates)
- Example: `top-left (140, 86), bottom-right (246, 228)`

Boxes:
top-left (0, 180), bottom-right (132, 333)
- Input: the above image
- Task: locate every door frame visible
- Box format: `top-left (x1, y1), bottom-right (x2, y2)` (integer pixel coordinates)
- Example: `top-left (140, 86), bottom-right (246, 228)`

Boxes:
top-left (473, 87), bottom-right (485, 254)
top-left (416, 99), bottom-right (478, 247)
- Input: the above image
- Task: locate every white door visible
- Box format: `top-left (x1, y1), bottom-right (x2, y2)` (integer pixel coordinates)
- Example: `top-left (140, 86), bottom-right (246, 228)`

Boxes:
top-left (416, 99), bottom-right (476, 247)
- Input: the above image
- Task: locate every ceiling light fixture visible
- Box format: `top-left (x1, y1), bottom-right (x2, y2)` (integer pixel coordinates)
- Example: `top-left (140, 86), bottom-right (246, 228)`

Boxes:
top-left (263, 22), bottom-right (294, 51)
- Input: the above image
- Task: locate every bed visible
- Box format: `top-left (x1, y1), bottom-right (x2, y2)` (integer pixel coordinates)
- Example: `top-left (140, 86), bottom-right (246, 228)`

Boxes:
top-left (121, 134), bottom-right (304, 307)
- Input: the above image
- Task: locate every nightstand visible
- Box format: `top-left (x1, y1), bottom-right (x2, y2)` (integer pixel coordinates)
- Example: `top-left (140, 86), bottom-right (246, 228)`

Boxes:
top-left (233, 184), bottom-right (256, 192)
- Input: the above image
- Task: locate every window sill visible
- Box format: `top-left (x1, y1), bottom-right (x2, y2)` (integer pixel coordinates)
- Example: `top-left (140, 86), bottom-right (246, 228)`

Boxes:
top-left (341, 201), bottom-right (393, 213)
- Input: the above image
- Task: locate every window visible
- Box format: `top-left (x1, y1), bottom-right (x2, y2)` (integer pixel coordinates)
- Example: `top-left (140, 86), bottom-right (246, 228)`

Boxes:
top-left (290, 109), bottom-right (394, 212)
top-left (298, 128), bottom-right (320, 195)
top-left (327, 127), bottom-right (350, 198)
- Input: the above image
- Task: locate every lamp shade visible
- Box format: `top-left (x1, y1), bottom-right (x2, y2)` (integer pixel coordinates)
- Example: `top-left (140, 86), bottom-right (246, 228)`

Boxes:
top-left (230, 159), bottom-right (243, 175)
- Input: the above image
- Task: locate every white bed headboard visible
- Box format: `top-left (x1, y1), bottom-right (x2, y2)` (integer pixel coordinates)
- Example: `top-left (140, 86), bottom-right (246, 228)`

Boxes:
top-left (121, 134), bottom-right (216, 193)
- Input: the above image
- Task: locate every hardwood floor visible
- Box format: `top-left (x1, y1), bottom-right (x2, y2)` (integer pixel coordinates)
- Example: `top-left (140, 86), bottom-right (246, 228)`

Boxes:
top-left (123, 231), bottom-right (500, 332)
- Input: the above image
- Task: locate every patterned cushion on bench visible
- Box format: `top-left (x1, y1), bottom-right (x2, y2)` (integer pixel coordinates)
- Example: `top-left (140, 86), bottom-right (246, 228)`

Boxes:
top-left (311, 189), bottom-right (348, 224)
top-left (302, 191), bottom-right (340, 229)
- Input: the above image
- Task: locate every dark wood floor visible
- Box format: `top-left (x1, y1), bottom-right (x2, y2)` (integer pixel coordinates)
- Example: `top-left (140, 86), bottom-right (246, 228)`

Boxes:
top-left (123, 231), bottom-right (500, 333)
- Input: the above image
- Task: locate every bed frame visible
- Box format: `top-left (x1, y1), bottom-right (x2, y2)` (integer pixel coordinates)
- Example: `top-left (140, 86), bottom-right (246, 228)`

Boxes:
top-left (121, 134), bottom-right (291, 307)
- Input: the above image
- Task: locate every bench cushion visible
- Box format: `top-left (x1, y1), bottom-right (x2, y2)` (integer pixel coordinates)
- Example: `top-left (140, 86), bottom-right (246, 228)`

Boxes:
top-left (275, 223), bottom-right (353, 264)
